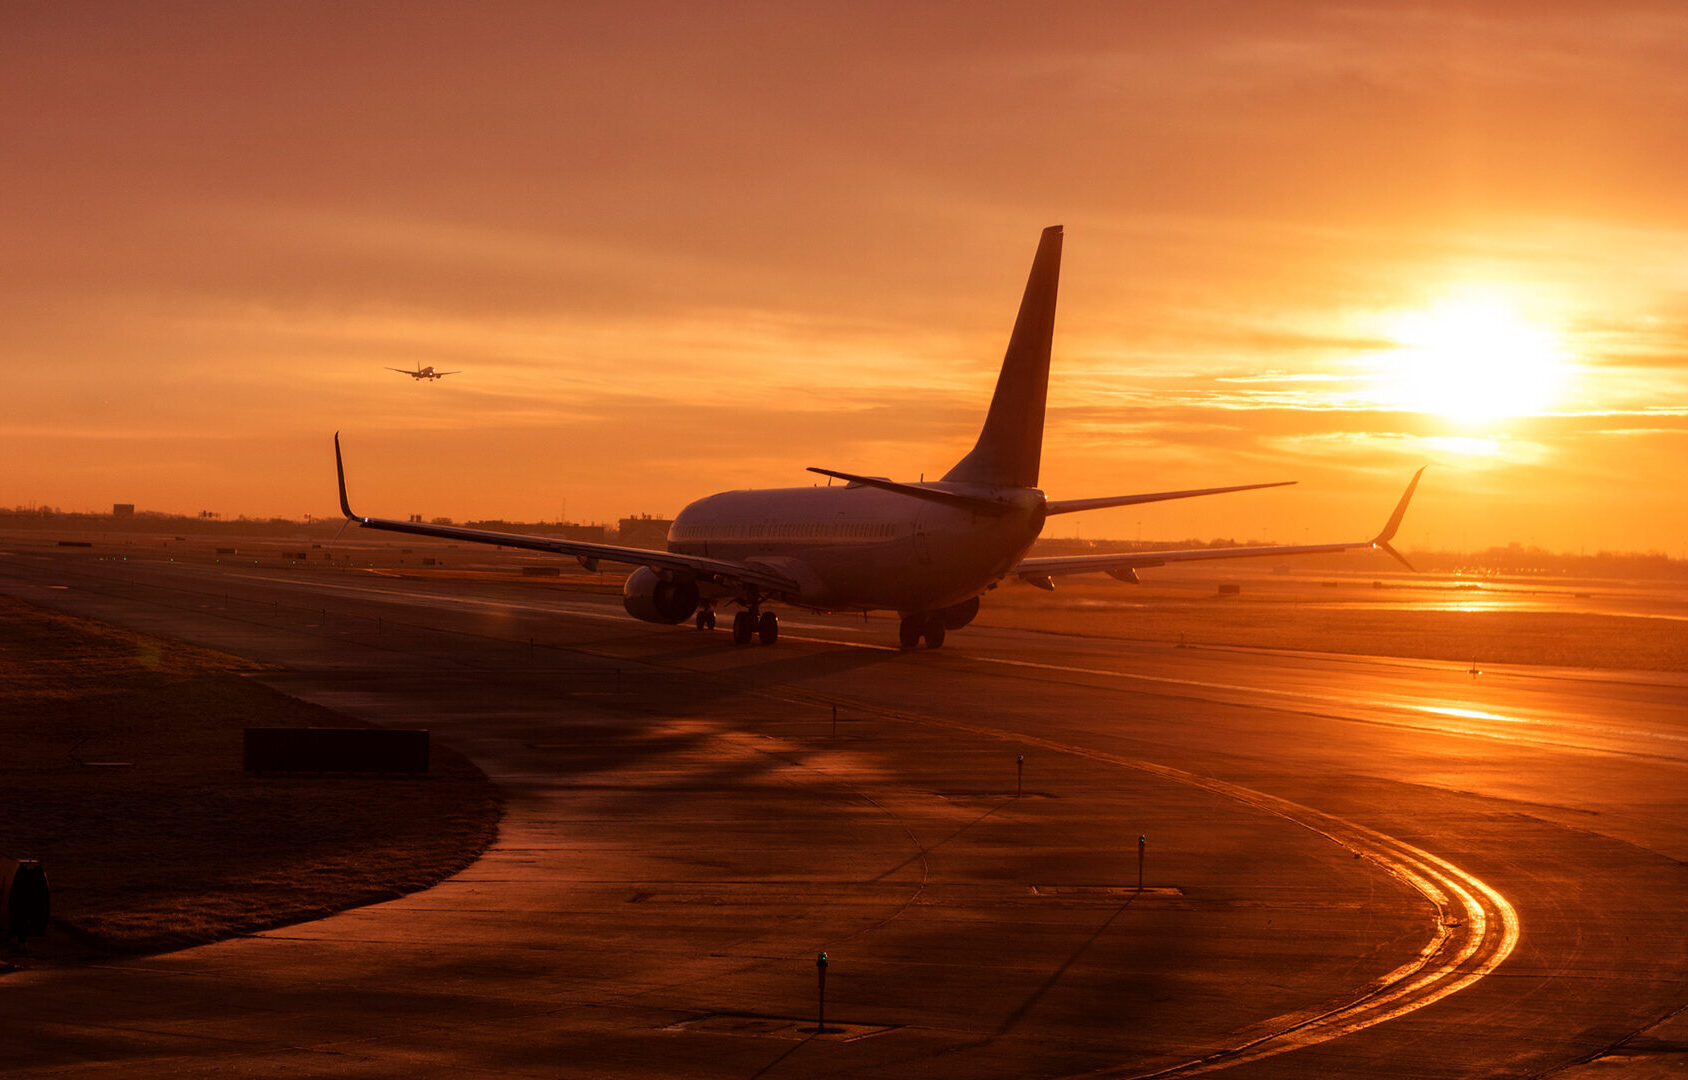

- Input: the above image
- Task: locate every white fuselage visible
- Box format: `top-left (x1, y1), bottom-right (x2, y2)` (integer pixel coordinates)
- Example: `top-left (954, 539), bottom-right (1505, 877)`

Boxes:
top-left (668, 483), bottom-right (1047, 614)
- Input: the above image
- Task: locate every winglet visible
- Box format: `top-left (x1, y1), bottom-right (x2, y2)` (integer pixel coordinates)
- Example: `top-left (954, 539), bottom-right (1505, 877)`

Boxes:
top-left (1372, 467), bottom-right (1424, 571)
top-left (334, 432), bottom-right (358, 520)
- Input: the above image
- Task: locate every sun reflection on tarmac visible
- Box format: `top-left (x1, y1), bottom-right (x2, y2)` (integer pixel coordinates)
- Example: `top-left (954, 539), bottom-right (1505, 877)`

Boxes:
top-left (1414, 704), bottom-right (1526, 725)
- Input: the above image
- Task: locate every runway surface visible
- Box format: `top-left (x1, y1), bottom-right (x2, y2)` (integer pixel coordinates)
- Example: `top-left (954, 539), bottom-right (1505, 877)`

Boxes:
top-left (2, 538), bottom-right (1685, 1078)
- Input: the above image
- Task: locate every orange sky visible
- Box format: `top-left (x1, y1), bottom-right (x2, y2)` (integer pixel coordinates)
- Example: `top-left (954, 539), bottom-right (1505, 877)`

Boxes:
top-left (4, 3), bottom-right (1685, 553)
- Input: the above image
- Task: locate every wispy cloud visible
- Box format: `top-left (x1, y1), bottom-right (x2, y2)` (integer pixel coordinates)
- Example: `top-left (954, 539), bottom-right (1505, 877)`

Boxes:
top-left (3, 4), bottom-right (1685, 550)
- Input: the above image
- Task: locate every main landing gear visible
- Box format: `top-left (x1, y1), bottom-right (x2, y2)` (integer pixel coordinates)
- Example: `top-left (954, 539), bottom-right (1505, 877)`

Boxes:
top-left (729, 607), bottom-right (779, 646)
top-left (697, 596), bottom-right (778, 646)
top-left (898, 613), bottom-right (946, 650)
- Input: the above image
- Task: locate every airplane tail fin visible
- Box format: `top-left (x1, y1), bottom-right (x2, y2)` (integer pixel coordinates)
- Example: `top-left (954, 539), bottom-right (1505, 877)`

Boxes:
top-left (942, 225), bottom-right (1062, 489)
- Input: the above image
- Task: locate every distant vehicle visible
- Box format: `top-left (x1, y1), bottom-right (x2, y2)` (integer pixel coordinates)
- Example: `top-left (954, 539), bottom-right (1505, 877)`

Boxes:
top-left (388, 364), bottom-right (459, 380)
top-left (337, 226), bottom-right (1421, 648)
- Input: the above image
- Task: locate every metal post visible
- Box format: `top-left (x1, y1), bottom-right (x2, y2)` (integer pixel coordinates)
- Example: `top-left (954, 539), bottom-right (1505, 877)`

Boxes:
top-left (816, 952), bottom-right (828, 1033)
top-left (1138, 835), bottom-right (1146, 891)
top-left (1016, 755), bottom-right (1024, 797)
top-left (832, 704), bottom-right (837, 740)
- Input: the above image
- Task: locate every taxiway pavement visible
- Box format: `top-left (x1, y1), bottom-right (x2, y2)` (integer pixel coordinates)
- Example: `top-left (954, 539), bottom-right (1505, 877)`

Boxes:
top-left (1, 538), bottom-right (1684, 1078)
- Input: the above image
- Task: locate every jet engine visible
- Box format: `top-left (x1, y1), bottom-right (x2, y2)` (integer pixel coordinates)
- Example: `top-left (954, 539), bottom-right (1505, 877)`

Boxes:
top-left (622, 566), bottom-right (700, 624)
top-left (938, 595), bottom-right (981, 630)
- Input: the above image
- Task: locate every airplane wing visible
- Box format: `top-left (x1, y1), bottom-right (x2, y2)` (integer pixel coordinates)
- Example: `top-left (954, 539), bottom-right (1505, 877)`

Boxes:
top-left (386, 368), bottom-right (418, 374)
top-left (332, 435), bottom-right (799, 595)
top-left (1014, 469), bottom-right (1423, 588)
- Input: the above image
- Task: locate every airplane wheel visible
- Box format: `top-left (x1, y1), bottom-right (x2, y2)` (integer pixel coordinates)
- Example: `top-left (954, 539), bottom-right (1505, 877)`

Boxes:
top-left (898, 616), bottom-right (922, 650)
top-left (923, 620), bottom-right (946, 649)
top-left (757, 611), bottom-right (779, 645)
top-left (695, 609), bottom-right (715, 631)
top-left (731, 611), bottom-right (754, 645)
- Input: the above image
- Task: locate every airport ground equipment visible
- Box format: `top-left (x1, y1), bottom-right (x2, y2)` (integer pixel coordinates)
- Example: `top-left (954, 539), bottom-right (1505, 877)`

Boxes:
top-left (1, 856), bottom-right (49, 939)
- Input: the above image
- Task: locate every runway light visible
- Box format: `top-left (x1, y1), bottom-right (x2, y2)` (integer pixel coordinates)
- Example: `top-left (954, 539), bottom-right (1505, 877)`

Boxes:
top-left (815, 952), bottom-right (829, 1034)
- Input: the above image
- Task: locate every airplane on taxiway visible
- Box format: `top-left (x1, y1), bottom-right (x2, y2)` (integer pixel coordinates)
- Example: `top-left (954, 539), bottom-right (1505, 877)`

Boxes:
top-left (337, 225), bottom-right (1421, 649)
top-left (388, 364), bottom-right (460, 380)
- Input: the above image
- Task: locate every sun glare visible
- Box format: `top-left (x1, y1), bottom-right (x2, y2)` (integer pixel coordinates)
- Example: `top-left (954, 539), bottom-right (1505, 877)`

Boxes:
top-left (1370, 291), bottom-right (1570, 424)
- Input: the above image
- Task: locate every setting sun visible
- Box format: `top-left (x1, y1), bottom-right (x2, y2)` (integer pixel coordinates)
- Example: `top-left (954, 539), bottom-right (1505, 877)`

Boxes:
top-left (4, 4), bottom-right (1685, 557)
top-left (1370, 292), bottom-right (1571, 424)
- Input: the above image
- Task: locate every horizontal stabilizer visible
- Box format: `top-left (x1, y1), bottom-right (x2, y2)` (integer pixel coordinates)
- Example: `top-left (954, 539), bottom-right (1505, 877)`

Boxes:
top-left (806, 468), bottom-right (1017, 515)
top-left (1045, 480), bottom-right (1295, 516)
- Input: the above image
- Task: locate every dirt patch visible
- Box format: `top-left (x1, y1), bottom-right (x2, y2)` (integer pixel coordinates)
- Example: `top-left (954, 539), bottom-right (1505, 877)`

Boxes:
top-left (0, 596), bottom-right (501, 960)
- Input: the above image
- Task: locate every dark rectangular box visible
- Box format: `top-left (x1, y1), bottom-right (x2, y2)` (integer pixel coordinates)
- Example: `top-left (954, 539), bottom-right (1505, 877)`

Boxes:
top-left (243, 728), bottom-right (430, 774)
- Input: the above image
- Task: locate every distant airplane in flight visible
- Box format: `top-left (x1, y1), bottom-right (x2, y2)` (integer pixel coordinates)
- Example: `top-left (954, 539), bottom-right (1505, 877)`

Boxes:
top-left (337, 226), bottom-right (1421, 648)
top-left (388, 364), bottom-right (459, 380)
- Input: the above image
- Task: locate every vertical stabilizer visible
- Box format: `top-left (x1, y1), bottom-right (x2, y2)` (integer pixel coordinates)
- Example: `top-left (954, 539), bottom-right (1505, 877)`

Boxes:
top-left (942, 225), bottom-right (1062, 489)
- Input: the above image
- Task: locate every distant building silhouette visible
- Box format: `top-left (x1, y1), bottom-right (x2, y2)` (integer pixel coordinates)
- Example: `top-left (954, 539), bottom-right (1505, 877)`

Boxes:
top-left (617, 514), bottom-right (673, 550)
top-left (549, 522), bottom-right (605, 543)
top-left (462, 520), bottom-right (606, 543)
